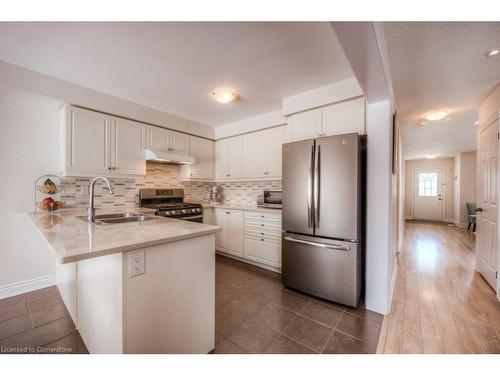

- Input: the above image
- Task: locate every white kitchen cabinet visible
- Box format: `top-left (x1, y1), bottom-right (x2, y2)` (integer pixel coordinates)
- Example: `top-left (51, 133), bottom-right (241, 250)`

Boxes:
top-left (265, 126), bottom-right (287, 177)
top-left (180, 136), bottom-right (214, 181)
top-left (287, 97), bottom-right (365, 141)
top-left (244, 210), bottom-right (282, 268)
top-left (287, 108), bottom-right (322, 141)
top-left (61, 106), bottom-right (146, 177)
top-left (242, 132), bottom-right (267, 178)
top-left (147, 125), bottom-right (190, 155)
top-left (214, 208), bottom-right (243, 257)
top-left (215, 136), bottom-right (243, 180)
top-left (110, 117), bottom-right (146, 176)
top-left (61, 106), bottom-right (110, 176)
top-left (321, 98), bottom-right (365, 136)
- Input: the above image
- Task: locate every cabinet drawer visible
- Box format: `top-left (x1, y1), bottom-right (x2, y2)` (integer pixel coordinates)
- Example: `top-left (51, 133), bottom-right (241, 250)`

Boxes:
top-left (244, 220), bottom-right (281, 232)
top-left (244, 236), bottom-right (281, 267)
top-left (245, 232), bottom-right (281, 244)
top-left (244, 228), bottom-right (282, 241)
top-left (244, 211), bottom-right (282, 222)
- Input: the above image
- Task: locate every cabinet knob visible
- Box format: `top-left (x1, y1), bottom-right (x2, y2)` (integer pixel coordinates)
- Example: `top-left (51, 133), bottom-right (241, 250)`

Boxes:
top-left (260, 238), bottom-right (264, 242)
top-left (261, 224), bottom-right (264, 227)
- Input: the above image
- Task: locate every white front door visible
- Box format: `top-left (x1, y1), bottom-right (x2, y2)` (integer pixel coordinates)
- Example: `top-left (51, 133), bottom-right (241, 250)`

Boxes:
top-left (413, 168), bottom-right (444, 221)
top-left (476, 119), bottom-right (498, 291)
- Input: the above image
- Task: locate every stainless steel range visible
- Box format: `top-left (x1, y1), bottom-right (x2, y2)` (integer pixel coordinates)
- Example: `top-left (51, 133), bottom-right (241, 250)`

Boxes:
top-left (139, 188), bottom-right (203, 223)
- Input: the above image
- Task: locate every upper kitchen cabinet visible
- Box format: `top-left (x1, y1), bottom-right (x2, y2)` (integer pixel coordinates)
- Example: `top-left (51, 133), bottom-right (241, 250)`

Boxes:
top-left (61, 106), bottom-right (146, 177)
top-left (215, 136), bottom-right (243, 180)
top-left (146, 125), bottom-right (190, 155)
top-left (287, 97), bottom-right (365, 141)
top-left (287, 108), bottom-right (322, 141)
top-left (242, 126), bottom-right (287, 178)
top-left (110, 117), bottom-right (146, 176)
top-left (179, 136), bottom-right (214, 181)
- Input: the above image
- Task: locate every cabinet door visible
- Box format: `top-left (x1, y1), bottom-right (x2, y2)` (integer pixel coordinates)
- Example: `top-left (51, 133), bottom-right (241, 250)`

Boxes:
top-left (242, 132), bottom-right (267, 178)
top-left (227, 210), bottom-right (244, 256)
top-left (227, 136), bottom-right (243, 178)
top-left (287, 108), bottom-right (322, 141)
top-left (266, 126), bottom-right (287, 177)
top-left (111, 118), bottom-right (146, 176)
top-left (168, 130), bottom-right (190, 155)
top-left (147, 126), bottom-right (168, 152)
top-left (321, 98), bottom-right (366, 136)
top-left (64, 106), bottom-right (110, 175)
top-left (215, 140), bottom-right (228, 180)
top-left (214, 209), bottom-right (228, 251)
top-left (190, 137), bottom-right (214, 179)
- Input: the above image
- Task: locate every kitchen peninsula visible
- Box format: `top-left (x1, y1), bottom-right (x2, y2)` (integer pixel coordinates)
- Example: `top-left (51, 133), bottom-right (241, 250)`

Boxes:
top-left (27, 208), bottom-right (221, 354)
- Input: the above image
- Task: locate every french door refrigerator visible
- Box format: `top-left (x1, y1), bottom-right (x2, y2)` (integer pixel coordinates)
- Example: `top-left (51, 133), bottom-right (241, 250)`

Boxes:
top-left (281, 133), bottom-right (365, 307)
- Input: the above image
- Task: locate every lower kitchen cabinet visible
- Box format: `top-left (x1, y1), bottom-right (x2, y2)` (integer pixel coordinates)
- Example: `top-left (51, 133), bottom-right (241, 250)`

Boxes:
top-left (214, 208), bottom-right (243, 257)
top-left (215, 208), bottom-right (282, 270)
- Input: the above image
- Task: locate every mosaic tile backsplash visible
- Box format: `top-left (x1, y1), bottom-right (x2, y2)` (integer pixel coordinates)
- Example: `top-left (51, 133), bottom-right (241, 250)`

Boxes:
top-left (61, 162), bottom-right (281, 210)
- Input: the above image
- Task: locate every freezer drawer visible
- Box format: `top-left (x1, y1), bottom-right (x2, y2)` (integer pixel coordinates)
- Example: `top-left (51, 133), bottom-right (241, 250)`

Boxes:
top-left (281, 234), bottom-right (361, 307)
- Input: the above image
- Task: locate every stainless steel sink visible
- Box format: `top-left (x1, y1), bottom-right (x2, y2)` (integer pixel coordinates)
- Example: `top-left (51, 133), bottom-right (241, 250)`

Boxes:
top-left (77, 212), bottom-right (160, 224)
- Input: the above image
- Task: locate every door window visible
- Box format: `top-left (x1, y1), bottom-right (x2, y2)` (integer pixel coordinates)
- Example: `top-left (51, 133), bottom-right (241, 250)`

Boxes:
top-left (418, 172), bottom-right (438, 197)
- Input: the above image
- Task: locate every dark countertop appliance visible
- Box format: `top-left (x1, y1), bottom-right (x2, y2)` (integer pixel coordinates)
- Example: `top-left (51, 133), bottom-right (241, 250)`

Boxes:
top-left (139, 188), bottom-right (203, 223)
top-left (257, 190), bottom-right (282, 209)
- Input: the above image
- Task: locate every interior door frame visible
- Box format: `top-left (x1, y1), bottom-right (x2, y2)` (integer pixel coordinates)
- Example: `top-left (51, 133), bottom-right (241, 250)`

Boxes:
top-left (410, 167), bottom-right (446, 221)
top-left (476, 113), bottom-right (500, 299)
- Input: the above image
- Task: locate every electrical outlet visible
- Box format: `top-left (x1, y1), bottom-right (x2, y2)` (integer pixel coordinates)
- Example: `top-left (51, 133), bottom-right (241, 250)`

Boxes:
top-left (128, 251), bottom-right (145, 277)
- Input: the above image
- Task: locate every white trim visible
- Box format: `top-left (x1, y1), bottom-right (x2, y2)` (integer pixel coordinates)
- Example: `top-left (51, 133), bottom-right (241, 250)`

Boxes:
top-left (411, 167), bottom-right (446, 221)
top-left (0, 275), bottom-right (56, 300)
top-left (387, 259), bottom-right (398, 315)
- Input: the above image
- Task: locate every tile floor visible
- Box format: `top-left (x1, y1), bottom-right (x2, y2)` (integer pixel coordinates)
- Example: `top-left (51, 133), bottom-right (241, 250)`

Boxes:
top-left (0, 255), bottom-right (383, 354)
top-left (0, 286), bottom-right (87, 354)
top-left (214, 255), bottom-right (383, 354)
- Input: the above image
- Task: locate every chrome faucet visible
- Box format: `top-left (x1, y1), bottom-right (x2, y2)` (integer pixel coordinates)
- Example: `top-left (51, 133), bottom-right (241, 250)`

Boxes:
top-left (87, 177), bottom-right (114, 223)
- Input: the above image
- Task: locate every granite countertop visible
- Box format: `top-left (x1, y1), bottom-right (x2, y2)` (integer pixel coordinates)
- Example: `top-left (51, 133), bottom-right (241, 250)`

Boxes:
top-left (200, 202), bottom-right (282, 213)
top-left (27, 207), bottom-right (221, 264)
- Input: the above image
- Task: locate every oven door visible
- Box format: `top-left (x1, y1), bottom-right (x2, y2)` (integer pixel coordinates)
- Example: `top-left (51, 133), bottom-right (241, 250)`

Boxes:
top-left (180, 214), bottom-right (203, 223)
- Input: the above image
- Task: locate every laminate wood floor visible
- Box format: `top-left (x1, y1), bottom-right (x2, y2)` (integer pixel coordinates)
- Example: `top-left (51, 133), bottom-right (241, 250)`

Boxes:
top-left (379, 221), bottom-right (500, 354)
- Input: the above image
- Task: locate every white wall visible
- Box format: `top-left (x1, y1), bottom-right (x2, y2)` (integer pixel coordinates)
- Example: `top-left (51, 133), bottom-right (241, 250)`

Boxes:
top-left (0, 84), bottom-right (61, 296)
top-left (365, 100), bottom-right (395, 314)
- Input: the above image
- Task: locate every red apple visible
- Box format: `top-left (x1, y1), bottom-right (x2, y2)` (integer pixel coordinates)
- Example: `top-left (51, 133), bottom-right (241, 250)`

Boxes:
top-left (42, 197), bottom-right (55, 206)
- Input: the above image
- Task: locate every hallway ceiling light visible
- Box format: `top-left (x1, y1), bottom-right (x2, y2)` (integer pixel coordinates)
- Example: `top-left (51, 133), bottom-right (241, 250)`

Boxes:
top-left (211, 88), bottom-right (238, 104)
top-left (484, 48), bottom-right (500, 58)
top-left (474, 120), bottom-right (479, 126)
top-left (423, 110), bottom-right (449, 121)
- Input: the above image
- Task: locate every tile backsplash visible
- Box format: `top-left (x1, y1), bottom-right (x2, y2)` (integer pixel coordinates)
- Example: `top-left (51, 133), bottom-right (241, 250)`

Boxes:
top-left (61, 162), bottom-right (281, 210)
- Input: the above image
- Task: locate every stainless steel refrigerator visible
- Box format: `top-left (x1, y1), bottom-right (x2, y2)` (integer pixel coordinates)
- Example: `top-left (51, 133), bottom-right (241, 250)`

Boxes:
top-left (281, 133), bottom-right (365, 307)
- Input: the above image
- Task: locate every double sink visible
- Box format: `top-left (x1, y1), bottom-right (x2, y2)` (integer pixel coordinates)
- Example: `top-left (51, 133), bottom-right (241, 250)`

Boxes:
top-left (78, 212), bottom-right (160, 224)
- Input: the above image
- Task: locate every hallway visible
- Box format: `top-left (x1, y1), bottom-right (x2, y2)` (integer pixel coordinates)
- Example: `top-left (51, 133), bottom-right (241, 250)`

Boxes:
top-left (379, 222), bottom-right (500, 353)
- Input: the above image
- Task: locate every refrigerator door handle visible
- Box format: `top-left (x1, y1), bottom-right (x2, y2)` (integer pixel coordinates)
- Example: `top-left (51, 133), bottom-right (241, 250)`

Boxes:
top-left (308, 144), bottom-right (315, 228)
top-left (283, 236), bottom-right (350, 251)
top-left (314, 144), bottom-right (321, 228)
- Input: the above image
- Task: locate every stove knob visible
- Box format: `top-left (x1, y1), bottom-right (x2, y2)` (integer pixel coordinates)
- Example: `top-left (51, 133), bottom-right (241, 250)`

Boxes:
top-left (182, 209), bottom-right (188, 214)
top-left (167, 210), bottom-right (175, 216)
top-left (196, 208), bottom-right (201, 213)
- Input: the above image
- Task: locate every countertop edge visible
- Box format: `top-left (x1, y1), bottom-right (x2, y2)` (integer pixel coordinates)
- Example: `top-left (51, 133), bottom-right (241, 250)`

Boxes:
top-left (59, 228), bottom-right (221, 264)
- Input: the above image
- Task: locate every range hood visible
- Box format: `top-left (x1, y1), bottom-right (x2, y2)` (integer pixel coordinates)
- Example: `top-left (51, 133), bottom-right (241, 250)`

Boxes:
top-left (144, 149), bottom-right (195, 165)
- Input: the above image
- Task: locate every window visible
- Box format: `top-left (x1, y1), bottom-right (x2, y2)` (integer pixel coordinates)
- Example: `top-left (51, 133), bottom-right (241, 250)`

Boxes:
top-left (418, 172), bottom-right (438, 197)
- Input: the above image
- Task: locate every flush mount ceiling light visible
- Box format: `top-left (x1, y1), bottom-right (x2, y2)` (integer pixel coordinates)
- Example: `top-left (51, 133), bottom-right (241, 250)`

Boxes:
top-left (484, 48), bottom-right (500, 58)
top-left (423, 109), bottom-right (449, 121)
top-left (211, 88), bottom-right (238, 104)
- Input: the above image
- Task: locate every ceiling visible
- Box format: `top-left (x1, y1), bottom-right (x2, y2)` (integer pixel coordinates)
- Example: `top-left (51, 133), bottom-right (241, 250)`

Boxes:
top-left (384, 22), bottom-right (500, 160)
top-left (0, 22), bottom-right (353, 127)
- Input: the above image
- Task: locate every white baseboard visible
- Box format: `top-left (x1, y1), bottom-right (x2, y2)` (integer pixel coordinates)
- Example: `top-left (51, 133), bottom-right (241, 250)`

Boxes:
top-left (0, 275), bottom-right (56, 300)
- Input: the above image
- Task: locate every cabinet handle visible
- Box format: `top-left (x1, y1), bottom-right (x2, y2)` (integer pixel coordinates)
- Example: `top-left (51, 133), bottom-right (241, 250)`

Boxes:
top-left (261, 224), bottom-right (264, 227)
top-left (260, 238), bottom-right (264, 242)
top-left (261, 215), bottom-right (264, 218)
top-left (261, 232), bottom-right (264, 235)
